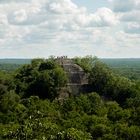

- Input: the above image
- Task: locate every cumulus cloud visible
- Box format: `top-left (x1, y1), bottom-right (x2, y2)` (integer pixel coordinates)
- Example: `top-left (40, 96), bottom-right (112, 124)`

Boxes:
top-left (13, 9), bottom-right (27, 23)
top-left (120, 10), bottom-right (140, 22)
top-left (125, 22), bottom-right (140, 34)
top-left (109, 0), bottom-right (140, 36)
top-left (0, 14), bottom-right (10, 39)
top-left (109, 0), bottom-right (140, 12)
top-left (2, 0), bottom-right (118, 28)
top-left (0, 0), bottom-right (26, 3)
top-left (0, 0), bottom-right (139, 58)
top-left (91, 8), bottom-right (119, 26)
top-left (111, 0), bottom-right (134, 12)
top-left (0, 14), bottom-right (8, 25)
top-left (109, 0), bottom-right (140, 23)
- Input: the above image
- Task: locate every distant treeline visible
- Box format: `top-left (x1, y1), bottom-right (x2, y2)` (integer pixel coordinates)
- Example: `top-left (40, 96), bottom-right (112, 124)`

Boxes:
top-left (0, 58), bottom-right (140, 66)
top-left (0, 59), bottom-right (31, 72)
top-left (0, 64), bottom-right (21, 72)
top-left (101, 58), bottom-right (140, 67)
top-left (101, 58), bottom-right (140, 80)
top-left (0, 59), bottom-right (31, 64)
top-left (0, 58), bottom-right (140, 80)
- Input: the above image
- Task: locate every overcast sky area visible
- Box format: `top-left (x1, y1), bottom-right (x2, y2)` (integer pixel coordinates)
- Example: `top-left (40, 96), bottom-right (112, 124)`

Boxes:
top-left (0, 0), bottom-right (140, 58)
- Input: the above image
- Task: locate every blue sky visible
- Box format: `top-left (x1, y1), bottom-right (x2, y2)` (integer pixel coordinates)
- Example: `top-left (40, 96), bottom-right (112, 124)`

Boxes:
top-left (0, 0), bottom-right (139, 58)
top-left (73, 0), bottom-right (110, 12)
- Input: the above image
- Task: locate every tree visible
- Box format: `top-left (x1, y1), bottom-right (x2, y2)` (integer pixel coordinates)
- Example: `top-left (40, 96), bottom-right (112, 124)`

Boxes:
top-left (89, 61), bottom-right (137, 105)
top-left (56, 128), bottom-right (92, 140)
top-left (89, 61), bottom-right (113, 95)
top-left (14, 59), bottom-right (68, 100)
top-left (90, 124), bottom-right (110, 139)
top-left (74, 55), bottom-right (98, 73)
top-left (106, 101), bottom-right (130, 122)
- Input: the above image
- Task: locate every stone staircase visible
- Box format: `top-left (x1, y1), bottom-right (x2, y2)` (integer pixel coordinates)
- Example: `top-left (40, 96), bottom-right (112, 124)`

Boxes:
top-left (56, 58), bottom-right (89, 96)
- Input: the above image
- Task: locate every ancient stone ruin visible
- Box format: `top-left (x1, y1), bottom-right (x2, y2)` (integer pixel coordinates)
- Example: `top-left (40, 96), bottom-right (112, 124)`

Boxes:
top-left (56, 57), bottom-right (91, 98)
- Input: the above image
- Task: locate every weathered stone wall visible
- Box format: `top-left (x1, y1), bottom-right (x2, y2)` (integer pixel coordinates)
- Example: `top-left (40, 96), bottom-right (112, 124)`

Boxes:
top-left (56, 58), bottom-right (90, 96)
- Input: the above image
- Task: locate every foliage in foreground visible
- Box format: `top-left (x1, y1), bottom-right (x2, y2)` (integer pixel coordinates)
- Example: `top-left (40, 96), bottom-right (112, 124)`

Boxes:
top-left (1, 93), bottom-right (140, 140)
top-left (0, 57), bottom-right (140, 139)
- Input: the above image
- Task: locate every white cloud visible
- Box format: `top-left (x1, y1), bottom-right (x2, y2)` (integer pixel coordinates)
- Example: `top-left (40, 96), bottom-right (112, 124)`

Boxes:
top-left (0, 0), bottom-right (139, 58)
top-left (13, 9), bottom-right (27, 23)
top-left (110, 0), bottom-right (140, 12)
top-left (0, 14), bottom-right (8, 25)
top-left (120, 10), bottom-right (140, 22)
top-left (114, 0), bottom-right (134, 12)
top-left (0, 14), bottom-right (9, 39)
top-left (125, 22), bottom-right (140, 34)
top-left (92, 8), bottom-right (119, 26)
top-left (109, 0), bottom-right (140, 24)
top-left (0, 0), bottom-right (28, 3)
top-left (109, 0), bottom-right (140, 36)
